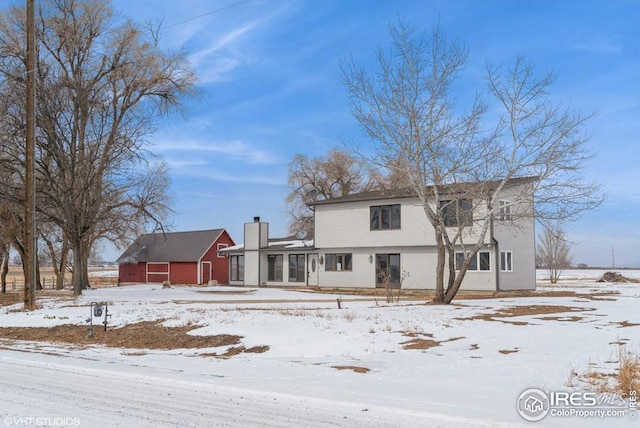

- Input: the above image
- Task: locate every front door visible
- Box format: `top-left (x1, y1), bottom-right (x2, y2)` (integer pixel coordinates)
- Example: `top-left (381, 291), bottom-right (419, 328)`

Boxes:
top-left (375, 254), bottom-right (401, 288)
top-left (307, 253), bottom-right (319, 286)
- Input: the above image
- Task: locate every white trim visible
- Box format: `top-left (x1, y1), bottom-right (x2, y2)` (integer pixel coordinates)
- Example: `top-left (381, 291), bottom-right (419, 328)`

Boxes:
top-left (146, 262), bottom-right (170, 283)
top-left (498, 200), bottom-right (513, 221)
top-left (455, 251), bottom-right (492, 272)
top-left (217, 243), bottom-right (228, 258)
top-left (201, 261), bottom-right (212, 284)
top-left (500, 251), bottom-right (513, 272)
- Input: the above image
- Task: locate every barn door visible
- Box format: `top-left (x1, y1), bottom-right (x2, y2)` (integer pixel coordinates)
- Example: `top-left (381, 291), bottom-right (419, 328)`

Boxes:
top-left (201, 261), bottom-right (211, 285)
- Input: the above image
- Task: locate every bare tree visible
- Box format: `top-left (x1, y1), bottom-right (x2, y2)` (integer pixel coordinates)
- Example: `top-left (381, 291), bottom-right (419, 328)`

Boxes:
top-left (536, 224), bottom-right (572, 284)
top-left (39, 223), bottom-right (70, 290)
top-left (286, 148), bottom-right (380, 234)
top-left (0, 0), bottom-right (194, 294)
top-left (0, 203), bottom-right (43, 291)
top-left (341, 21), bottom-right (603, 304)
top-left (0, 241), bottom-right (9, 293)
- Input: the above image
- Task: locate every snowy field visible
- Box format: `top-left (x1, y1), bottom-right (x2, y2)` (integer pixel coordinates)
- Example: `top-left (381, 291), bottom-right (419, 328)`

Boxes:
top-left (1, 270), bottom-right (639, 427)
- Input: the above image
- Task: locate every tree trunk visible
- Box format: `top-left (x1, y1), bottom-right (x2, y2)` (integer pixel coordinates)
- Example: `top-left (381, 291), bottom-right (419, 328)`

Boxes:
top-left (433, 227), bottom-right (446, 304)
top-left (35, 258), bottom-right (42, 290)
top-left (56, 238), bottom-right (68, 290)
top-left (444, 273), bottom-right (465, 304)
top-left (71, 239), bottom-right (89, 295)
top-left (0, 244), bottom-right (8, 293)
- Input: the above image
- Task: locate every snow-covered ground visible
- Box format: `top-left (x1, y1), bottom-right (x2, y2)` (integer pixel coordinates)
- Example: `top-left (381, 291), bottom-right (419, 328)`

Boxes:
top-left (1, 270), bottom-right (639, 427)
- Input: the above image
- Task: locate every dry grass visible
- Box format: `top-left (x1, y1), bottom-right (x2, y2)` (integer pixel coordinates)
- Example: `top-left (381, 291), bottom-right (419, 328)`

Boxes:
top-left (498, 348), bottom-right (519, 354)
top-left (538, 315), bottom-right (584, 322)
top-left (616, 346), bottom-right (640, 397)
top-left (342, 310), bottom-right (358, 322)
top-left (0, 292), bottom-right (21, 306)
top-left (275, 308), bottom-right (310, 317)
top-left (0, 321), bottom-right (244, 351)
top-left (568, 342), bottom-right (640, 398)
top-left (198, 345), bottom-right (270, 359)
top-left (455, 305), bottom-right (594, 323)
top-left (402, 336), bottom-right (464, 350)
top-left (616, 321), bottom-right (640, 328)
top-left (332, 365), bottom-right (370, 373)
top-left (304, 287), bottom-right (620, 302)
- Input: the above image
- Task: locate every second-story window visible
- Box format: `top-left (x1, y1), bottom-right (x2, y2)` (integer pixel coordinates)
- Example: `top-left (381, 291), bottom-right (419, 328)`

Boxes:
top-left (498, 200), bottom-right (514, 221)
top-left (370, 204), bottom-right (401, 230)
top-left (440, 199), bottom-right (473, 227)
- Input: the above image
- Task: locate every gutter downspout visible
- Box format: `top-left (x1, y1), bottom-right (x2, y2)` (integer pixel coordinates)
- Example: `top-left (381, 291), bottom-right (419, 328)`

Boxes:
top-left (490, 216), bottom-right (500, 292)
top-left (258, 223), bottom-right (263, 287)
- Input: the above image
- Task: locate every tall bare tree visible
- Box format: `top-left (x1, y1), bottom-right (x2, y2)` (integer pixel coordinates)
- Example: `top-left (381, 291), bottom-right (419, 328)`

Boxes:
top-left (286, 148), bottom-right (381, 234)
top-left (287, 148), bottom-right (412, 234)
top-left (536, 224), bottom-right (572, 284)
top-left (341, 21), bottom-right (603, 304)
top-left (0, 0), bottom-right (194, 294)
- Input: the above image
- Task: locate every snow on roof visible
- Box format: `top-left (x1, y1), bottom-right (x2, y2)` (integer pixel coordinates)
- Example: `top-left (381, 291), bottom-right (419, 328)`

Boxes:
top-left (268, 239), bottom-right (314, 249)
top-left (218, 239), bottom-right (314, 253)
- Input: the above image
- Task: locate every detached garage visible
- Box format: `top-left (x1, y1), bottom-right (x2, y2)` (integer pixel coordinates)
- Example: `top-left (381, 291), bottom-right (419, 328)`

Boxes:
top-left (117, 229), bottom-right (234, 285)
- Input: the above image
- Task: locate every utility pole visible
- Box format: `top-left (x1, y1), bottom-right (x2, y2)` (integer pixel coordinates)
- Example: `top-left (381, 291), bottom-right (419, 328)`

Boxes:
top-left (611, 245), bottom-right (615, 269)
top-left (24, 0), bottom-right (37, 310)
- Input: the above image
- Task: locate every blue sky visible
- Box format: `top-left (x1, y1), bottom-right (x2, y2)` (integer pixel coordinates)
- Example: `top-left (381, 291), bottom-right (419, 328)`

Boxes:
top-left (104, 0), bottom-right (640, 267)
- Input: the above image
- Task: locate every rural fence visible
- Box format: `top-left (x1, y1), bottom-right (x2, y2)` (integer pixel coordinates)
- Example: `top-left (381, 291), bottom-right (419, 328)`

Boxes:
top-left (2, 276), bottom-right (118, 291)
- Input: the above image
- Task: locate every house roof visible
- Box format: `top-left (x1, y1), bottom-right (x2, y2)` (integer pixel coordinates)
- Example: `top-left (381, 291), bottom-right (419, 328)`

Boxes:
top-left (219, 238), bottom-right (315, 253)
top-left (308, 176), bottom-right (538, 206)
top-left (117, 229), bottom-right (226, 263)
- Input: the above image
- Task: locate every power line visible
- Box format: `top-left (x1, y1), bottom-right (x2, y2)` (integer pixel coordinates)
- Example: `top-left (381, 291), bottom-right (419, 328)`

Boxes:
top-left (163, 0), bottom-right (250, 30)
top-left (0, 0), bottom-right (251, 82)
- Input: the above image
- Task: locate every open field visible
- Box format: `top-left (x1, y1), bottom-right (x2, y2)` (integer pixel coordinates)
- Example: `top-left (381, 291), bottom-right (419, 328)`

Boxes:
top-left (0, 270), bottom-right (639, 427)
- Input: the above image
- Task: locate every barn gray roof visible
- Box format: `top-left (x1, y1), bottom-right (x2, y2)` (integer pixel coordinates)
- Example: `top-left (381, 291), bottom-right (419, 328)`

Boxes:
top-left (116, 229), bottom-right (225, 263)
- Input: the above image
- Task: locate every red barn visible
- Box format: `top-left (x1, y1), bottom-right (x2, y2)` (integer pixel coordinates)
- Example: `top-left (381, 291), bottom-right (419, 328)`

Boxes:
top-left (117, 229), bottom-right (234, 285)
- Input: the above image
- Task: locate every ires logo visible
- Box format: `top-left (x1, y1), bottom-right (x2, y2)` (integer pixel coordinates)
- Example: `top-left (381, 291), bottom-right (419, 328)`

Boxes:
top-left (549, 392), bottom-right (597, 407)
top-left (517, 389), bottom-right (630, 422)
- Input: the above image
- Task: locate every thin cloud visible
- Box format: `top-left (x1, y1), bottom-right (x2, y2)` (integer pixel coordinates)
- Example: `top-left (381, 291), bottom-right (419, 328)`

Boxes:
top-left (189, 22), bottom-right (258, 63)
top-left (568, 36), bottom-right (623, 55)
top-left (164, 159), bottom-right (210, 169)
top-left (195, 57), bottom-right (243, 83)
top-left (175, 168), bottom-right (285, 186)
top-left (156, 139), bottom-right (280, 165)
top-left (184, 3), bottom-right (295, 82)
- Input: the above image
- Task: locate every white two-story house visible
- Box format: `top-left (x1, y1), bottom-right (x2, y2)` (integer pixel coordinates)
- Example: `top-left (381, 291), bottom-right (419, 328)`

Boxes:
top-left (222, 178), bottom-right (536, 291)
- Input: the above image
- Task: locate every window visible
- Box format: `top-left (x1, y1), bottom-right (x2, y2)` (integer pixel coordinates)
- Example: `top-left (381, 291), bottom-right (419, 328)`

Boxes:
top-left (288, 254), bottom-right (305, 282)
top-left (500, 251), bottom-right (513, 272)
top-left (498, 200), bottom-right (513, 221)
top-left (230, 255), bottom-right (244, 281)
top-left (375, 253), bottom-right (401, 288)
top-left (268, 254), bottom-right (283, 281)
top-left (455, 251), bottom-right (491, 271)
top-left (440, 199), bottom-right (473, 227)
top-left (370, 204), bottom-right (401, 230)
top-left (325, 253), bottom-right (352, 271)
top-left (217, 243), bottom-right (228, 258)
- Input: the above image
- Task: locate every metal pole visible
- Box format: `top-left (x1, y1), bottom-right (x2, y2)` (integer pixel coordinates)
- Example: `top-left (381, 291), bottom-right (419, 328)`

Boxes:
top-left (24, 0), bottom-right (37, 310)
top-left (611, 245), bottom-right (615, 269)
